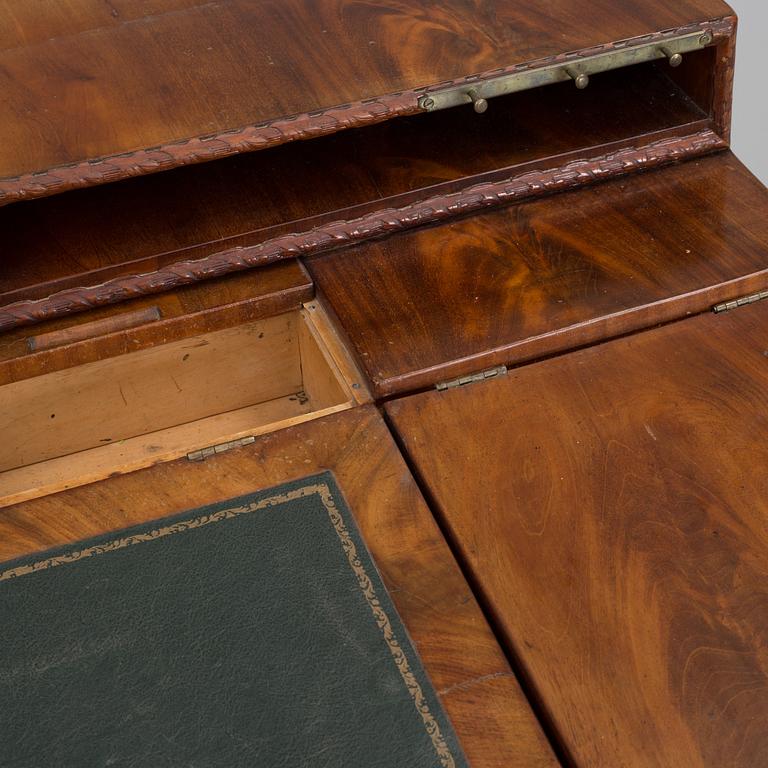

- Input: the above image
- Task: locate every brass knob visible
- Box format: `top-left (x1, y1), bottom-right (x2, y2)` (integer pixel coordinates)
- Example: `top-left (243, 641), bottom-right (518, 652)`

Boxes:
top-left (467, 88), bottom-right (488, 114)
top-left (660, 47), bottom-right (683, 67)
top-left (566, 69), bottom-right (589, 89)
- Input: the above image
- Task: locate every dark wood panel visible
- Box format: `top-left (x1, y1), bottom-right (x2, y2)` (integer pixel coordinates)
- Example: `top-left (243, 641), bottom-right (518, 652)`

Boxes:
top-left (0, 0), bottom-right (732, 200)
top-left (0, 260), bottom-right (312, 385)
top-left (0, 0), bottom-right (204, 49)
top-left (1, 406), bottom-right (559, 768)
top-left (0, 60), bottom-right (708, 303)
top-left (0, 128), bottom-right (729, 333)
top-left (309, 151), bottom-right (768, 396)
top-left (385, 300), bottom-right (768, 768)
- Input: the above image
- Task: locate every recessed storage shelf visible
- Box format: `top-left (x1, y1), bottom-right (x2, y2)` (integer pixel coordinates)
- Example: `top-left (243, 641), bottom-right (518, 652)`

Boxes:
top-left (0, 302), bottom-right (364, 507)
top-left (2, 50), bottom-right (717, 309)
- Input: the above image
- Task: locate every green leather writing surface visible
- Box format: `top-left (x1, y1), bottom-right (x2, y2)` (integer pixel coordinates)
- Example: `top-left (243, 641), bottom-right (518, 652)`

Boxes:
top-left (0, 472), bottom-right (467, 767)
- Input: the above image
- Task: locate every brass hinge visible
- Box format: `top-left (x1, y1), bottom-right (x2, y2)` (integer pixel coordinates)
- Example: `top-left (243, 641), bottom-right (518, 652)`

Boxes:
top-left (436, 365), bottom-right (507, 391)
top-left (418, 30), bottom-right (714, 113)
top-left (713, 290), bottom-right (768, 314)
top-left (187, 436), bottom-right (255, 462)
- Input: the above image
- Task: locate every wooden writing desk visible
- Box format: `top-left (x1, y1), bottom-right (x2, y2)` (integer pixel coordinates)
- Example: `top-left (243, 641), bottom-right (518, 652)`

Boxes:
top-left (1, 2), bottom-right (765, 765)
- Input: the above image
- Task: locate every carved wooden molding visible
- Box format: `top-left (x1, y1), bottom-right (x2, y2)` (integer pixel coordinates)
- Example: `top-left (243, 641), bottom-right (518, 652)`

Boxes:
top-left (0, 129), bottom-right (727, 332)
top-left (0, 17), bottom-right (734, 207)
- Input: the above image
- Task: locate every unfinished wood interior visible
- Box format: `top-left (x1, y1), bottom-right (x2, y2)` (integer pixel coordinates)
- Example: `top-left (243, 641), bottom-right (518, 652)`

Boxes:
top-left (2, 51), bottom-right (717, 307)
top-left (0, 303), bottom-right (363, 507)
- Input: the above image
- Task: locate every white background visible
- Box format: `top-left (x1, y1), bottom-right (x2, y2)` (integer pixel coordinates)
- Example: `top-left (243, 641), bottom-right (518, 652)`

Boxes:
top-left (728, 0), bottom-right (768, 183)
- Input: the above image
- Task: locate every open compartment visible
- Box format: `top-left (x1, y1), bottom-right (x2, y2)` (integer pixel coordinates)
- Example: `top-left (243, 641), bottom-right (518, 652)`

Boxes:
top-left (1, 41), bottom-right (727, 318)
top-left (0, 299), bottom-right (366, 507)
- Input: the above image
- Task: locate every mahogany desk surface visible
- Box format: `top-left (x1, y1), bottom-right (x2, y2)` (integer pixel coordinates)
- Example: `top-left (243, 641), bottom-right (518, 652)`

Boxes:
top-left (1, 1), bottom-right (766, 764)
top-left (0, 60), bottom-right (709, 305)
top-left (386, 299), bottom-right (768, 768)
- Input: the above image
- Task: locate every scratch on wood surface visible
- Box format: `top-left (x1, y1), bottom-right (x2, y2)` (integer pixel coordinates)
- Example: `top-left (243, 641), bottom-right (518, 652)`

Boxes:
top-left (438, 671), bottom-right (515, 697)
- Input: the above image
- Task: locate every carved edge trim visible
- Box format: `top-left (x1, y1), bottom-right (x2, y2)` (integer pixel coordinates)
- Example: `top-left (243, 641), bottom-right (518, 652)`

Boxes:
top-left (0, 129), bottom-right (727, 332)
top-left (0, 17), bottom-right (734, 206)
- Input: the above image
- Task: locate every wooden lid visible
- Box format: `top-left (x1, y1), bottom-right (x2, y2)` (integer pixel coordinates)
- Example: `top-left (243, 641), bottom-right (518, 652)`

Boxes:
top-left (0, 0), bottom-right (733, 206)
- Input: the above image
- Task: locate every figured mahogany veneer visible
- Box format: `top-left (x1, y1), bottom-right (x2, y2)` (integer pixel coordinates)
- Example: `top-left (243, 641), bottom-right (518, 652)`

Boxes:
top-left (385, 299), bottom-right (768, 768)
top-left (0, 56), bottom-right (721, 327)
top-left (309, 151), bottom-right (768, 396)
top-left (0, 0), bottom-right (733, 203)
top-left (0, 406), bottom-right (559, 768)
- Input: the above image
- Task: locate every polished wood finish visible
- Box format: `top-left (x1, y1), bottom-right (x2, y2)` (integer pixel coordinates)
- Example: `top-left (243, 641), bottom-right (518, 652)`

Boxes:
top-left (0, 260), bottom-right (312, 385)
top-left (0, 59), bottom-right (711, 314)
top-left (2, 3), bottom-right (762, 764)
top-left (1, 131), bottom-right (726, 333)
top-left (27, 306), bottom-right (162, 352)
top-left (386, 299), bottom-right (768, 768)
top-left (0, 406), bottom-right (559, 768)
top-left (0, 0), bottom-right (733, 202)
top-left (309, 152), bottom-right (768, 396)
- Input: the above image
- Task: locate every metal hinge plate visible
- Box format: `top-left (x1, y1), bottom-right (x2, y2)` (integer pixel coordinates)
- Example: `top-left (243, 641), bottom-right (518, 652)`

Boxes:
top-left (418, 30), bottom-right (714, 113)
top-left (436, 365), bottom-right (508, 391)
top-left (187, 436), bottom-right (255, 462)
top-left (713, 290), bottom-right (768, 314)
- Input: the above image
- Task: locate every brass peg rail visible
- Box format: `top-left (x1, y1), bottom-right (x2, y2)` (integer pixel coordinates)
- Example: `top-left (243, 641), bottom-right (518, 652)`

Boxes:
top-left (418, 29), bottom-right (714, 113)
top-left (659, 46), bottom-right (683, 67)
top-left (566, 68), bottom-right (590, 89)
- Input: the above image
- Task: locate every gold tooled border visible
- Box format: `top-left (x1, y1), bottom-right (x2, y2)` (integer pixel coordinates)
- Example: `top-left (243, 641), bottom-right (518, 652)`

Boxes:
top-left (0, 482), bottom-right (456, 768)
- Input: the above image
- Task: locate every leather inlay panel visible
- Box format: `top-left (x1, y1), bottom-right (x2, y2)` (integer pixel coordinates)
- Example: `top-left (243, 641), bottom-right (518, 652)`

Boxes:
top-left (0, 407), bottom-right (559, 768)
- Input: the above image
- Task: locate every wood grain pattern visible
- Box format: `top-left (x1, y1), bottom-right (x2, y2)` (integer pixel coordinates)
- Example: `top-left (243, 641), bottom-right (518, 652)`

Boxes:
top-left (310, 151), bottom-right (768, 396)
top-left (0, 301), bottom-right (365, 506)
top-left (299, 299), bottom-right (373, 407)
top-left (27, 306), bottom-right (162, 352)
top-left (0, 1), bottom-right (733, 203)
top-left (0, 129), bottom-right (726, 333)
top-left (0, 315), bottom-right (303, 471)
top-left (0, 260), bottom-right (312, 385)
top-left (0, 406), bottom-right (559, 768)
top-left (0, 394), bottom-right (325, 508)
top-left (712, 15), bottom-right (737, 140)
top-left (0, 57), bottom-right (711, 306)
top-left (385, 299), bottom-right (768, 768)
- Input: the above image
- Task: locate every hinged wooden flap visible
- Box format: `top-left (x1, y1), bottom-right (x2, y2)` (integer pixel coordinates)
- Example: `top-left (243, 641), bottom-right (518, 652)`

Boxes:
top-left (385, 299), bottom-right (768, 768)
top-left (309, 151), bottom-right (768, 397)
top-left (0, 0), bottom-right (734, 205)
